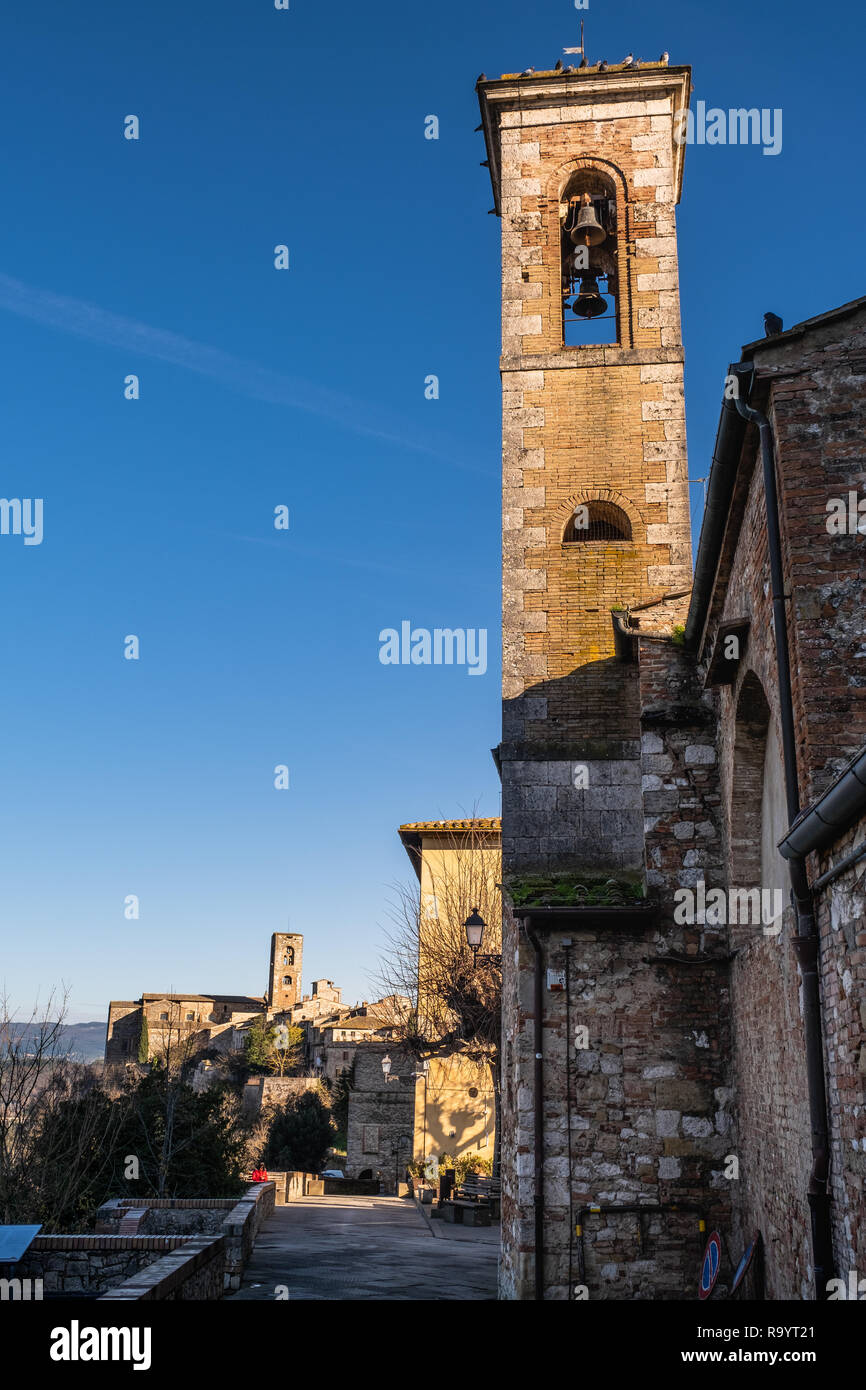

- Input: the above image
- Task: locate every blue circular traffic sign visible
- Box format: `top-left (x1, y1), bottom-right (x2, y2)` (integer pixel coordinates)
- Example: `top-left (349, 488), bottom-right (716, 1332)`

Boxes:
top-left (699, 1230), bottom-right (723, 1300)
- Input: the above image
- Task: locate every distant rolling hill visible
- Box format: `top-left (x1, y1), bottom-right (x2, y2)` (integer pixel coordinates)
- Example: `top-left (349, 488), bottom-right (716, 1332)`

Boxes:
top-left (60, 1021), bottom-right (106, 1062)
top-left (6, 1020), bottom-right (107, 1063)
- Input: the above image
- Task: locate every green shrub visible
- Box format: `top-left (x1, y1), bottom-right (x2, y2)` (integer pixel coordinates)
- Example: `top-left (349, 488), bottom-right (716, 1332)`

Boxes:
top-left (454, 1151), bottom-right (493, 1184)
top-left (262, 1090), bottom-right (334, 1173)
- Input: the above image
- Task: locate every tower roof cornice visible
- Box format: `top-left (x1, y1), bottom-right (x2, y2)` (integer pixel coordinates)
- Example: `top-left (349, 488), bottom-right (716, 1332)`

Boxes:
top-left (477, 64), bottom-right (692, 213)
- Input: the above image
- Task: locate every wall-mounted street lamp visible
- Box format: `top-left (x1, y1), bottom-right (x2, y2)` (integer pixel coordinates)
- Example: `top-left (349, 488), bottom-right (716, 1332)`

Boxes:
top-left (382, 1053), bottom-right (429, 1084)
top-left (464, 908), bottom-right (486, 967)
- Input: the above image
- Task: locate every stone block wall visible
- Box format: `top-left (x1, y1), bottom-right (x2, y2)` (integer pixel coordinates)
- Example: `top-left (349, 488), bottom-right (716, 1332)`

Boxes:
top-left (345, 1046), bottom-right (416, 1191)
top-left (15, 1235), bottom-right (189, 1296)
top-left (501, 747), bottom-right (644, 874)
top-left (499, 632), bottom-right (732, 1301)
top-left (499, 914), bottom-right (732, 1301)
top-left (242, 1075), bottom-right (321, 1114)
top-left (140, 1208), bottom-right (225, 1236)
top-left (638, 638), bottom-right (722, 901)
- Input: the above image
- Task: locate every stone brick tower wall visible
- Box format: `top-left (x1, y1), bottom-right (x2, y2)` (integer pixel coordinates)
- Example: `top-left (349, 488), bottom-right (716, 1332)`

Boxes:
top-left (480, 61), bottom-right (731, 1301)
top-left (479, 62), bottom-right (694, 879)
top-left (268, 932), bottom-right (303, 1012)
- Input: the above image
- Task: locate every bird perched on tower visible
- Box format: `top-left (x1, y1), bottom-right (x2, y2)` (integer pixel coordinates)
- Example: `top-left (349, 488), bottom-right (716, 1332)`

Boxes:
top-left (764, 311), bottom-right (784, 336)
top-left (554, 59), bottom-right (563, 71)
top-left (622, 53), bottom-right (633, 65)
top-left (660, 51), bottom-right (670, 65)
top-left (579, 54), bottom-right (589, 68)
top-left (599, 59), bottom-right (608, 71)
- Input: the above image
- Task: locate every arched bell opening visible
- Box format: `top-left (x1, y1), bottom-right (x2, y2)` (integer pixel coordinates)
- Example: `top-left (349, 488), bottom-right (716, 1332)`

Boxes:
top-left (563, 500), bottom-right (632, 543)
top-left (560, 171), bottom-right (619, 347)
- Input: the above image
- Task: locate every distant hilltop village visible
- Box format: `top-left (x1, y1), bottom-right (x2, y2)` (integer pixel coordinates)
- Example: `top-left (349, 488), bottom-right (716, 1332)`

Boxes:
top-left (104, 932), bottom-right (404, 1079)
top-left (102, 817), bottom-right (502, 1191)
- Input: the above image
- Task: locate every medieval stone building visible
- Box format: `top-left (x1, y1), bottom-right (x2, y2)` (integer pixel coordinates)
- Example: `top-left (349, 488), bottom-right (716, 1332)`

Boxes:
top-left (104, 991), bottom-right (265, 1066)
top-left (105, 930), bottom-right (334, 1064)
top-left (689, 297), bottom-right (866, 1300)
top-left (478, 54), bottom-right (866, 1300)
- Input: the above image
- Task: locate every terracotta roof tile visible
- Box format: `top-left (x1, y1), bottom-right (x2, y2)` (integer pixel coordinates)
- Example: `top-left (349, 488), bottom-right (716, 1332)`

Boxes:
top-left (398, 818), bottom-right (501, 833)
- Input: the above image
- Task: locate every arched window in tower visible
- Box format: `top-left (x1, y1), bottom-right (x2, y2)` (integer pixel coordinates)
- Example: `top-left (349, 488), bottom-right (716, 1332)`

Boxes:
top-left (282, 947), bottom-right (294, 966)
top-left (283, 974), bottom-right (293, 987)
top-left (564, 501), bottom-right (632, 543)
top-left (560, 173), bottom-right (618, 347)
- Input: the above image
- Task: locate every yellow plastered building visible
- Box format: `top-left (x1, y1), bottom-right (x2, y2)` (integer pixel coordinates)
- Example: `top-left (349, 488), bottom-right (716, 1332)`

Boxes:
top-left (398, 819), bottom-right (501, 1165)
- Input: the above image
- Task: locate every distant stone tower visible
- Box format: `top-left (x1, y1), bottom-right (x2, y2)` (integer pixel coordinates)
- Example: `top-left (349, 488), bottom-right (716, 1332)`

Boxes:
top-left (267, 931), bottom-right (303, 1012)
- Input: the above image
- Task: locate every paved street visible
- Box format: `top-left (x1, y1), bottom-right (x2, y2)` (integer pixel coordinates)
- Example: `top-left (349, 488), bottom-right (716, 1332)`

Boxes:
top-left (227, 1195), bottom-right (499, 1301)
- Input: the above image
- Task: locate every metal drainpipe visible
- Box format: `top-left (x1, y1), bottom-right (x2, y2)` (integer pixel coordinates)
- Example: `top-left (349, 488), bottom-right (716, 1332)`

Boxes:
top-left (526, 924), bottom-right (545, 1300)
top-left (734, 385), bottom-right (834, 1297)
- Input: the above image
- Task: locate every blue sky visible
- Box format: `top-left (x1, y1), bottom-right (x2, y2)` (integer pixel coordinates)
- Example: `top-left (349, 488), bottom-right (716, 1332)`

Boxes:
top-left (1, 0), bottom-right (862, 1022)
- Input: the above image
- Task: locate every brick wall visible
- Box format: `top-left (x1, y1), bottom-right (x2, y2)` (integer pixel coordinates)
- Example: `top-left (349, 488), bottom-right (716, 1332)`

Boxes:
top-left (695, 302), bottom-right (866, 1296)
top-left (763, 311), bottom-right (866, 796)
top-left (492, 68), bottom-right (694, 767)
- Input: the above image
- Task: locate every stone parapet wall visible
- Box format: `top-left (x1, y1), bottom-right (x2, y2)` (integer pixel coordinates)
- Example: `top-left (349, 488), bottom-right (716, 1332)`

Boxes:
top-left (100, 1236), bottom-right (226, 1301)
top-left (222, 1183), bottom-right (275, 1289)
top-left (16, 1235), bottom-right (189, 1296)
top-left (94, 1182), bottom-right (275, 1291)
top-left (284, 1170), bottom-right (319, 1200)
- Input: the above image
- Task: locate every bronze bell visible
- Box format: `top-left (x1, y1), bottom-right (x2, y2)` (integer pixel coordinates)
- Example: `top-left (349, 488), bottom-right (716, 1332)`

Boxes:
top-left (569, 194), bottom-right (606, 247)
top-left (572, 274), bottom-right (607, 319)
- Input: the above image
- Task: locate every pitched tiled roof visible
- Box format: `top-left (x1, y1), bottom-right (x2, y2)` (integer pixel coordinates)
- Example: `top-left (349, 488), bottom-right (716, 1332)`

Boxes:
top-left (141, 993), bottom-right (264, 1006)
top-left (398, 818), bottom-right (501, 880)
top-left (399, 818), bottom-right (501, 833)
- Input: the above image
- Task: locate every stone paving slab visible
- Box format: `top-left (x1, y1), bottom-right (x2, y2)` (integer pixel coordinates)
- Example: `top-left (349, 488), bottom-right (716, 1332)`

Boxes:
top-left (226, 1195), bottom-right (498, 1301)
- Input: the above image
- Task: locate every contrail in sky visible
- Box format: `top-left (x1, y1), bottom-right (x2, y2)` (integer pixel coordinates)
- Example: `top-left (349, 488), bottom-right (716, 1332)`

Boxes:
top-left (0, 272), bottom-right (489, 474)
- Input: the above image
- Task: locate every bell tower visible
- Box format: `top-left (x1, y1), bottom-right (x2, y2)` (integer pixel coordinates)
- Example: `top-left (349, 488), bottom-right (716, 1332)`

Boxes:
top-left (478, 58), bottom-right (693, 878)
top-left (268, 931), bottom-right (303, 1013)
top-left (478, 58), bottom-right (723, 1304)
